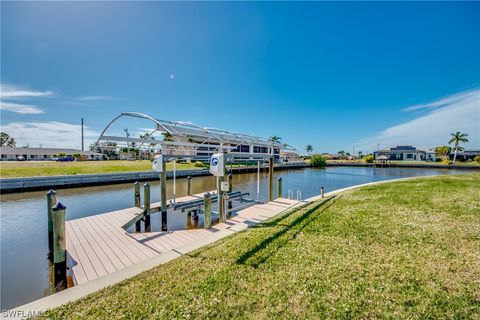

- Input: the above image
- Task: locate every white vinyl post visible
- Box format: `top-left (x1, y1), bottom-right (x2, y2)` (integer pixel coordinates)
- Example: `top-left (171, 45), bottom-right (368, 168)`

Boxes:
top-left (173, 159), bottom-right (176, 204)
top-left (257, 160), bottom-right (260, 201)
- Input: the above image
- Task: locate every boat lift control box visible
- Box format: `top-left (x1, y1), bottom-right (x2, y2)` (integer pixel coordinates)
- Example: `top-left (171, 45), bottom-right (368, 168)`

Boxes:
top-left (152, 155), bottom-right (164, 172)
top-left (209, 153), bottom-right (224, 176)
top-left (221, 181), bottom-right (230, 192)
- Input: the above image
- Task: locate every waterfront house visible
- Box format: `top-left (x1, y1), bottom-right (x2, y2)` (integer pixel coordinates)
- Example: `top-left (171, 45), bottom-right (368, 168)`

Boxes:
top-left (374, 146), bottom-right (436, 162)
top-left (0, 147), bottom-right (104, 161)
top-left (449, 150), bottom-right (480, 161)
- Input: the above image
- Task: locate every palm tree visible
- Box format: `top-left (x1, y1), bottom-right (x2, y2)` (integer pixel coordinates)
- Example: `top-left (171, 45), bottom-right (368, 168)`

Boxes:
top-left (162, 132), bottom-right (173, 141)
top-left (269, 135), bottom-right (282, 144)
top-left (305, 145), bottom-right (313, 155)
top-left (448, 131), bottom-right (469, 163)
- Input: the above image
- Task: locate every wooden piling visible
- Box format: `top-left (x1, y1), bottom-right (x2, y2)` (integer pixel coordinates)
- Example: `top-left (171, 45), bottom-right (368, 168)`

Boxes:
top-left (321, 186), bottom-right (324, 198)
top-left (268, 157), bottom-right (274, 201)
top-left (187, 176), bottom-right (192, 196)
top-left (51, 202), bottom-right (67, 291)
top-left (277, 177), bottom-right (283, 199)
top-left (144, 182), bottom-right (151, 232)
top-left (204, 192), bottom-right (212, 229)
top-left (134, 181), bottom-right (141, 232)
top-left (160, 158), bottom-right (168, 231)
top-left (46, 189), bottom-right (57, 262)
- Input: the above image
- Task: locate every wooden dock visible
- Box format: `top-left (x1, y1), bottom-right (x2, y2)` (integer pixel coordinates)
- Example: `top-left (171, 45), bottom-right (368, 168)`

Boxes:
top-left (65, 193), bottom-right (300, 285)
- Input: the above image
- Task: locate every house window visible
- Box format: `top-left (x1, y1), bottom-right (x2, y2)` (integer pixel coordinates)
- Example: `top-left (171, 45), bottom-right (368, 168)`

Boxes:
top-left (1, 154), bottom-right (6, 159)
top-left (406, 154), bottom-right (413, 159)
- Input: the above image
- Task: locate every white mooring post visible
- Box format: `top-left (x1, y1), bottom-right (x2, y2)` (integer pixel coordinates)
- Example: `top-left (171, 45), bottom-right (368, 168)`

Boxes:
top-left (257, 160), bottom-right (260, 201)
top-left (268, 157), bottom-right (274, 202)
top-left (173, 159), bottom-right (176, 204)
top-left (321, 186), bottom-right (325, 198)
top-left (187, 176), bottom-right (192, 196)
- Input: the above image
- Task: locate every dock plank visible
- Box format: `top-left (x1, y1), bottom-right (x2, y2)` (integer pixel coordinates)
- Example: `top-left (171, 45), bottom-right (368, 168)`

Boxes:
top-left (66, 196), bottom-right (300, 285)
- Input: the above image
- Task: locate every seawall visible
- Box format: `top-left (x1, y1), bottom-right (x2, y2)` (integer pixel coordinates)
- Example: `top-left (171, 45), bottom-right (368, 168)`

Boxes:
top-left (0, 163), bottom-right (309, 193)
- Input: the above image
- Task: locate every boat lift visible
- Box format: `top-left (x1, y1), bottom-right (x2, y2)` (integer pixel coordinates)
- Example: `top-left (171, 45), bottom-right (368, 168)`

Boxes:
top-left (95, 112), bottom-right (290, 232)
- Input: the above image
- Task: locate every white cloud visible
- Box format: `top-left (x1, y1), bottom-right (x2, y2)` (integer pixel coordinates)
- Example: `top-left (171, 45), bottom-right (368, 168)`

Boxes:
top-left (0, 102), bottom-right (45, 114)
top-left (0, 83), bottom-right (54, 98)
top-left (356, 88), bottom-right (480, 151)
top-left (77, 96), bottom-right (117, 101)
top-left (1, 121), bottom-right (98, 149)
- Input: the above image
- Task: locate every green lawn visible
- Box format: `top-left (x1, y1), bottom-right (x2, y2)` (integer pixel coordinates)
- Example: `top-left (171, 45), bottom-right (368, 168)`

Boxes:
top-left (0, 160), bottom-right (205, 178)
top-left (38, 173), bottom-right (480, 319)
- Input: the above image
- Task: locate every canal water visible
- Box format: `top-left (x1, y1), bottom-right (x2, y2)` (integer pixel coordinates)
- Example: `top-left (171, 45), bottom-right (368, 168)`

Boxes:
top-left (0, 166), bottom-right (463, 309)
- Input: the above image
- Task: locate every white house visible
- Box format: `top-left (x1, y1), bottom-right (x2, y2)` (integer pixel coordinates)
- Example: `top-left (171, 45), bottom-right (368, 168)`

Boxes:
top-left (374, 146), bottom-right (436, 162)
top-left (0, 147), bottom-right (104, 161)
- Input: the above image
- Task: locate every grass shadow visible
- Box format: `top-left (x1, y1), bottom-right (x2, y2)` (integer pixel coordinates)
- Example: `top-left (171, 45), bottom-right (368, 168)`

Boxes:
top-left (236, 196), bottom-right (339, 268)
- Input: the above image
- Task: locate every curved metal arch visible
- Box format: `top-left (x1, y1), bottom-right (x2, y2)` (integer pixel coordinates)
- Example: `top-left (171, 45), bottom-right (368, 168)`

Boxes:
top-left (96, 112), bottom-right (174, 144)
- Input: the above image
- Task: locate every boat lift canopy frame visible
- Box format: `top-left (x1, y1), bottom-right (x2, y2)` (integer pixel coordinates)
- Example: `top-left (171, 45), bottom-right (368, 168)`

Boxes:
top-left (95, 112), bottom-right (297, 160)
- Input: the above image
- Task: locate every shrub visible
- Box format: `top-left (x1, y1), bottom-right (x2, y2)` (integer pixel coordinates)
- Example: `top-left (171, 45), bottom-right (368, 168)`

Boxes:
top-left (310, 154), bottom-right (326, 167)
top-left (442, 158), bottom-right (452, 165)
top-left (364, 155), bottom-right (374, 163)
top-left (474, 155), bottom-right (480, 164)
top-left (194, 161), bottom-right (206, 168)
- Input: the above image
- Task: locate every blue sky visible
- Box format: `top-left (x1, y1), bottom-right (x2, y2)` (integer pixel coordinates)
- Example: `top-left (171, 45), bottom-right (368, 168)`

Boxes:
top-left (1, 1), bottom-right (479, 153)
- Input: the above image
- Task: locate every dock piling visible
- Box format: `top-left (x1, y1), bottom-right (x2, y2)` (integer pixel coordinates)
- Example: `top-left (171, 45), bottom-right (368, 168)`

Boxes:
top-left (51, 202), bottom-right (67, 291)
top-left (218, 193), bottom-right (229, 223)
top-left (268, 157), bottom-right (274, 201)
top-left (321, 186), bottom-right (324, 198)
top-left (187, 176), bottom-right (192, 196)
top-left (134, 181), bottom-right (141, 232)
top-left (203, 192), bottom-right (212, 229)
top-left (46, 189), bottom-right (57, 262)
top-left (160, 158), bottom-right (168, 231)
top-left (277, 177), bottom-right (283, 199)
top-left (144, 183), bottom-right (151, 232)
top-left (217, 176), bottom-right (226, 223)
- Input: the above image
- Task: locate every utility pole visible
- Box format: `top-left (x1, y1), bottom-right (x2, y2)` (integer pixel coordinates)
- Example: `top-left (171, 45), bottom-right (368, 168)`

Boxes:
top-left (81, 118), bottom-right (84, 151)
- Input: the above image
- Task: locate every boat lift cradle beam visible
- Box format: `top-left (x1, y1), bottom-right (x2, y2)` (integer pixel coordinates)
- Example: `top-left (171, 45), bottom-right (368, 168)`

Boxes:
top-left (121, 191), bottom-right (251, 230)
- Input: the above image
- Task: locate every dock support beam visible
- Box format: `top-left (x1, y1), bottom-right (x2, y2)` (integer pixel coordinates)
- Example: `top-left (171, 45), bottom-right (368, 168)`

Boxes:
top-left (160, 158), bottom-right (168, 231)
top-left (144, 183), bottom-right (151, 232)
top-left (268, 157), bottom-right (274, 202)
top-left (277, 177), bottom-right (283, 199)
top-left (46, 189), bottom-right (57, 262)
top-left (134, 181), bottom-right (141, 232)
top-left (204, 192), bottom-right (212, 229)
top-left (52, 202), bottom-right (67, 291)
top-left (187, 176), bottom-right (192, 196)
